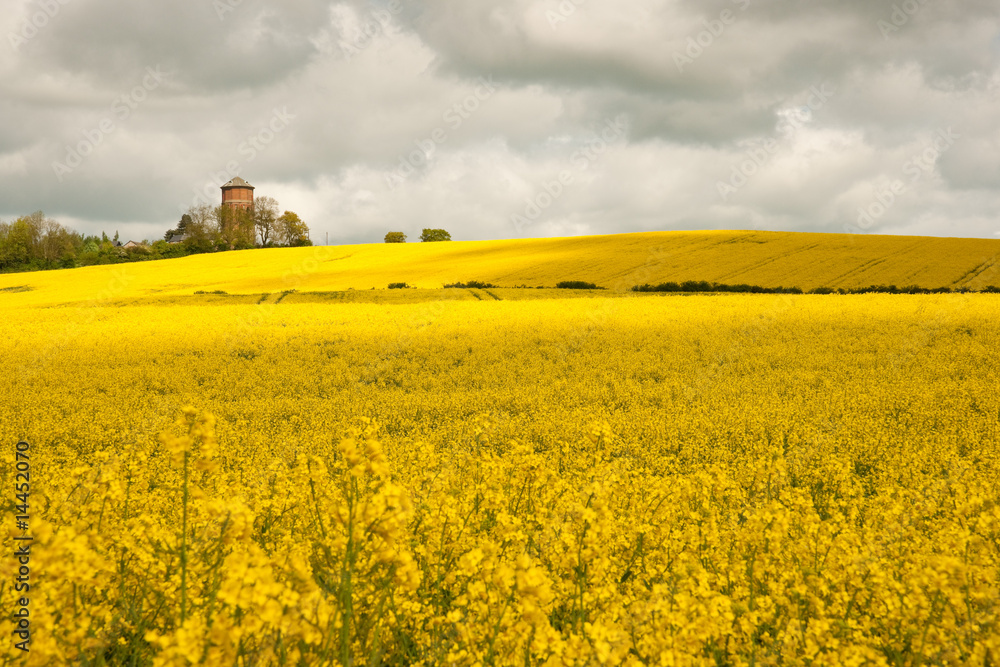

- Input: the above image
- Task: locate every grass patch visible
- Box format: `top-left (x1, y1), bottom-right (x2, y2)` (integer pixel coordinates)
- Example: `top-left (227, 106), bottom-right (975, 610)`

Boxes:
top-left (632, 281), bottom-right (802, 294)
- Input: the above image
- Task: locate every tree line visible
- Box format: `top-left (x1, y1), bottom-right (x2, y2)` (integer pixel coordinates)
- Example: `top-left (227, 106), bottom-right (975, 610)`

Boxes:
top-left (0, 199), bottom-right (310, 274)
top-left (384, 229), bottom-right (451, 243)
top-left (0, 211), bottom-right (126, 273)
top-left (631, 281), bottom-right (1000, 294)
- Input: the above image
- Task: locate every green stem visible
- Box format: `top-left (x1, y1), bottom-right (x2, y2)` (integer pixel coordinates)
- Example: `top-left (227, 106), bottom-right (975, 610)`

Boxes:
top-left (180, 449), bottom-right (189, 625)
top-left (340, 477), bottom-right (358, 666)
top-left (308, 461), bottom-right (328, 540)
top-left (485, 590), bottom-right (516, 666)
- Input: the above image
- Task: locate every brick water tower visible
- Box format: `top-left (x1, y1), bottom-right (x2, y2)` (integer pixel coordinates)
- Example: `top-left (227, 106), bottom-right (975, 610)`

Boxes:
top-left (221, 176), bottom-right (254, 211)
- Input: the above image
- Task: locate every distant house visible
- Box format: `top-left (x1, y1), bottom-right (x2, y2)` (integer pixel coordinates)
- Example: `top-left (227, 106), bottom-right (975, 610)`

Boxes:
top-left (123, 240), bottom-right (143, 249)
top-left (165, 232), bottom-right (188, 244)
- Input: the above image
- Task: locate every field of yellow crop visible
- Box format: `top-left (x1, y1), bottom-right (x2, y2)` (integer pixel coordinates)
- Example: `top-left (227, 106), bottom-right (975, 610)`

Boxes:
top-left (1, 230), bottom-right (999, 308)
top-left (1, 282), bottom-right (999, 665)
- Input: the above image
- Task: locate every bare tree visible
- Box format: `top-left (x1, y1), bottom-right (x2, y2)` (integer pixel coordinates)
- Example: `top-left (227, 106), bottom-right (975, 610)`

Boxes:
top-left (254, 196), bottom-right (280, 247)
top-left (182, 204), bottom-right (221, 252)
top-left (38, 217), bottom-right (74, 263)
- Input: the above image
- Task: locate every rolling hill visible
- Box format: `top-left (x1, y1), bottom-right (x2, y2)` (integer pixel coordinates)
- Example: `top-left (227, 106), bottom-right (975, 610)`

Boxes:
top-left (1, 230), bottom-right (997, 307)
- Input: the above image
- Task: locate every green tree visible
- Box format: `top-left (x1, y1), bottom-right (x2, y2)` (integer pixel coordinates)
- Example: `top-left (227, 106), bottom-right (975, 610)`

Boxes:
top-left (0, 212), bottom-right (44, 267)
top-left (0, 221), bottom-right (29, 268)
top-left (0, 212), bottom-right (84, 269)
top-left (182, 204), bottom-right (221, 253)
top-left (419, 228), bottom-right (451, 242)
top-left (165, 213), bottom-right (193, 241)
top-left (384, 231), bottom-right (406, 243)
top-left (275, 211), bottom-right (310, 246)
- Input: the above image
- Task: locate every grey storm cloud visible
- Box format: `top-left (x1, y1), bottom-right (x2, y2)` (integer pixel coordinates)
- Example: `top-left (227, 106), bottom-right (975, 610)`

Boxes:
top-left (0, 0), bottom-right (998, 244)
top-left (17, 0), bottom-right (331, 90)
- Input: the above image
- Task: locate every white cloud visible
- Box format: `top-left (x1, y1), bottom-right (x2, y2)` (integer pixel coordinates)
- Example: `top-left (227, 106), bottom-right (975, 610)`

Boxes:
top-left (2, 0), bottom-right (999, 242)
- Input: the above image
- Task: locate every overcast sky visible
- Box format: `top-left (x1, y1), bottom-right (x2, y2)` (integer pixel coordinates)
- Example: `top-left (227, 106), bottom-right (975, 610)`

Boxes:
top-left (1, 0), bottom-right (999, 244)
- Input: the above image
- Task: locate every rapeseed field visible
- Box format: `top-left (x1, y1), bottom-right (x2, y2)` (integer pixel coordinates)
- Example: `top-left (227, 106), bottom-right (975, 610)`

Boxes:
top-left (1, 230), bottom-right (998, 307)
top-left (1, 277), bottom-right (998, 664)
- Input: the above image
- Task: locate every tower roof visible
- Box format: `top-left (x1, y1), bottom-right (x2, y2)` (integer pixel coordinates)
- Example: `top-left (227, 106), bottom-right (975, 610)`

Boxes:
top-left (221, 176), bottom-right (254, 189)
